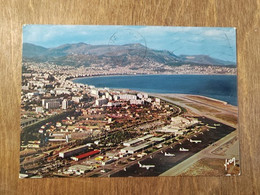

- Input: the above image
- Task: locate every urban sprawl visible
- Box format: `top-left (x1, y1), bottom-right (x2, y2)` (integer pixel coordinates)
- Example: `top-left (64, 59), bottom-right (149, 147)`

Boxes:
top-left (20, 62), bottom-right (237, 178)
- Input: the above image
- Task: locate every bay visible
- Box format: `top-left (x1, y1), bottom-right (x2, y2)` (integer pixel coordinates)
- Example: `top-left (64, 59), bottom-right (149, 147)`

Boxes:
top-left (73, 74), bottom-right (237, 106)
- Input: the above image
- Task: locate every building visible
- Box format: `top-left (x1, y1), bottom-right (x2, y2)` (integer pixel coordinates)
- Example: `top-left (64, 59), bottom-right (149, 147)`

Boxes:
top-left (119, 94), bottom-right (137, 101)
top-left (137, 93), bottom-right (148, 99)
top-left (120, 142), bottom-right (152, 154)
top-left (138, 134), bottom-right (154, 141)
top-left (62, 99), bottom-right (68, 109)
top-left (107, 102), bottom-right (121, 107)
top-left (48, 133), bottom-right (71, 143)
top-left (59, 144), bottom-right (89, 158)
top-left (130, 99), bottom-right (144, 105)
top-left (171, 116), bottom-right (199, 128)
top-left (42, 99), bottom-right (60, 108)
top-left (35, 107), bottom-right (44, 113)
top-left (101, 159), bottom-right (115, 165)
top-left (95, 98), bottom-right (108, 106)
top-left (155, 126), bottom-right (184, 136)
top-left (123, 139), bottom-right (142, 147)
top-left (55, 88), bottom-right (70, 95)
top-left (72, 96), bottom-right (82, 103)
top-left (90, 89), bottom-right (99, 96)
top-left (46, 101), bottom-right (60, 109)
top-left (71, 150), bottom-right (100, 161)
top-left (68, 165), bottom-right (93, 174)
top-left (146, 98), bottom-right (152, 103)
top-left (155, 98), bottom-right (161, 103)
top-left (113, 95), bottom-right (120, 101)
top-left (105, 92), bottom-right (111, 98)
top-left (26, 92), bottom-right (39, 99)
top-left (143, 93), bottom-right (148, 99)
top-left (21, 85), bottom-right (29, 90)
top-left (48, 138), bottom-right (67, 142)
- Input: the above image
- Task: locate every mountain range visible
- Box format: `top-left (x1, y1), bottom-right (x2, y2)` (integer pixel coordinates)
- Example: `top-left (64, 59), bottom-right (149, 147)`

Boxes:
top-left (22, 42), bottom-right (236, 67)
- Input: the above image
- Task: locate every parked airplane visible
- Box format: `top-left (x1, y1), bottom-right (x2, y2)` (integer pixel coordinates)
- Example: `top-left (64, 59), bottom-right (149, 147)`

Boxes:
top-left (138, 161), bottom-right (155, 170)
top-left (164, 152), bottom-right (175, 157)
top-left (189, 139), bottom-right (202, 143)
top-left (179, 147), bottom-right (189, 151)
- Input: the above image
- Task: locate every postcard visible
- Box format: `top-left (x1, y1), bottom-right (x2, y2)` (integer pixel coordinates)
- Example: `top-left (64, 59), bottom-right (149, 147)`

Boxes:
top-left (20, 25), bottom-right (239, 178)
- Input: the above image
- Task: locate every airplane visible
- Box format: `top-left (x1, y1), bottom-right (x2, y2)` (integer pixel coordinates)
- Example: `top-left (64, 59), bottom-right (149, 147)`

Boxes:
top-left (179, 147), bottom-right (189, 151)
top-left (189, 139), bottom-right (202, 143)
top-left (138, 161), bottom-right (155, 170)
top-left (164, 152), bottom-right (175, 157)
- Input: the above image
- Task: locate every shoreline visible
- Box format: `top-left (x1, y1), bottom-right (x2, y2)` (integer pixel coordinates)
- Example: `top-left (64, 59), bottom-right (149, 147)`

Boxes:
top-left (70, 74), bottom-right (237, 106)
top-left (70, 73), bottom-right (237, 82)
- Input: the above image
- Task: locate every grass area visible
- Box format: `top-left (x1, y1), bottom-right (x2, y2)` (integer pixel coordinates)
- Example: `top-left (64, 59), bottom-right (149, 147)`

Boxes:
top-left (187, 103), bottom-right (220, 113)
top-left (215, 113), bottom-right (238, 124)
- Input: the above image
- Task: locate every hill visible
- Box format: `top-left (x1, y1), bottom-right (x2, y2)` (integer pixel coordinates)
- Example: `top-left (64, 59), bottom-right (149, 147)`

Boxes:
top-left (22, 43), bottom-right (236, 67)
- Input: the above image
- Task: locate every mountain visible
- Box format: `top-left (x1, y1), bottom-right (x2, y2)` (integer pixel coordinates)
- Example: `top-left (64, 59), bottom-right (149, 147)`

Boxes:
top-left (179, 55), bottom-right (235, 66)
top-left (22, 43), bottom-right (236, 67)
top-left (22, 43), bottom-right (48, 58)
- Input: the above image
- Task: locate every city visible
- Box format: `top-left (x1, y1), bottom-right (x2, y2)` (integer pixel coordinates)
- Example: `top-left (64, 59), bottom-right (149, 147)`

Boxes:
top-left (20, 62), bottom-right (239, 178)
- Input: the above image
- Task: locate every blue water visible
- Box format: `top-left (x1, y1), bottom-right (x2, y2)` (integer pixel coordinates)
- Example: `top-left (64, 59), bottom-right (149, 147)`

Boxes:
top-left (73, 75), bottom-right (237, 106)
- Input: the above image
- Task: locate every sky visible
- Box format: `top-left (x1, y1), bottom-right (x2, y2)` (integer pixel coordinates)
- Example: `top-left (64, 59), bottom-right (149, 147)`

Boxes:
top-left (23, 25), bottom-right (236, 63)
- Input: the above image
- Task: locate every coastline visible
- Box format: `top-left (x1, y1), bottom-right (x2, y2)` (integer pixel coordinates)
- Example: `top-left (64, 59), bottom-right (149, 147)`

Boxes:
top-left (70, 73), bottom-right (237, 82)
top-left (70, 74), bottom-right (238, 106)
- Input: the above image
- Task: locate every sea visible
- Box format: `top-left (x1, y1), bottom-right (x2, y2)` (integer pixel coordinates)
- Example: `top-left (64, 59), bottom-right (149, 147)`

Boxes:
top-left (73, 74), bottom-right (237, 106)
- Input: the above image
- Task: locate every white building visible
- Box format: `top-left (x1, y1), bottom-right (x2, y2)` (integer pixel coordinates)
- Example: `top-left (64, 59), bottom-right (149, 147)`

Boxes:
top-left (42, 99), bottom-right (60, 109)
top-left (46, 101), bottom-right (60, 109)
top-left (26, 92), bottom-right (39, 99)
top-left (62, 99), bottom-right (68, 109)
top-left (119, 94), bottom-right (137, 101)
top-left (72, 96), bottom-right (82, 103)
top-left (107, 102), bottom-right (121, 107)
top-left (137, 93), bottom-right (148, 99)
top-left (91, 89), bottom-right (99, 96)
top-left (123, 139), bottom-right (142, 147)
top-left (155, 98), bottom-right (161, 104)
top-left (55, 88), bottom-right (70, 95)
top-left (35, 107), bottom-right (44, 113)
top-left (95, 98), bottom-right (108, 106)
top-left (130, 99), bottom-right (144, 105)
top-left (68, 165), bottom-right (93, 174)
top-left (113, 95), bottom-right (120, 101)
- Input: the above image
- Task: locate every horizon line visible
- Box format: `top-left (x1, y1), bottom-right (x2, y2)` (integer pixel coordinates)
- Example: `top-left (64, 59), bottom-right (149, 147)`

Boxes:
top-left (22, 42), bottom-right (236, 64)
